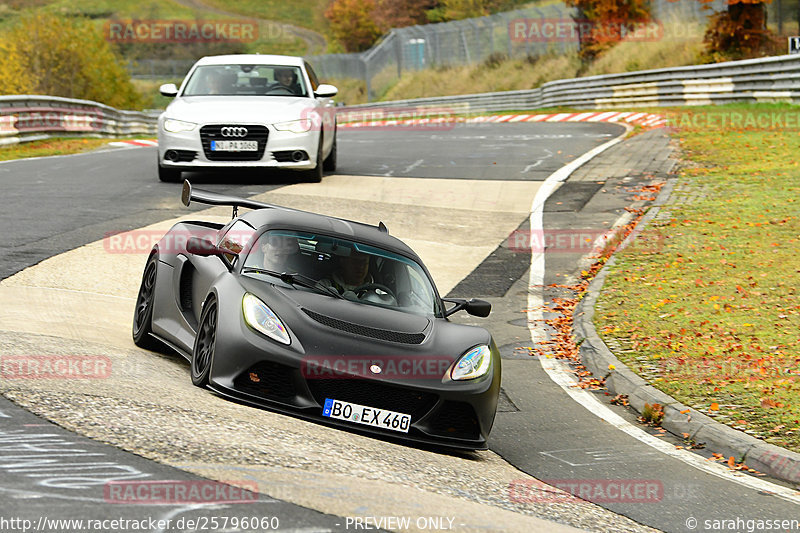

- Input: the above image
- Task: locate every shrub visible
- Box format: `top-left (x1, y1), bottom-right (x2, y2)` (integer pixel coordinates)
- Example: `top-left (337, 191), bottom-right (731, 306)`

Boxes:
top-left (702, 0), bottom-right (775, 61)
top-left (0, 12), bottom-right (142, 109)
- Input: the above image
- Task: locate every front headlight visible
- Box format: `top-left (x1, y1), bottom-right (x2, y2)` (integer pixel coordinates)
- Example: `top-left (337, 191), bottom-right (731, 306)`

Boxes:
top-left (242, 293), bottom-right (290, 345)
top-left (450, 345), bottom-right (492, 381)
top-left (273, 119), bottom-right (313, 134)
top-left (163, 118), bottom-right (197, 133)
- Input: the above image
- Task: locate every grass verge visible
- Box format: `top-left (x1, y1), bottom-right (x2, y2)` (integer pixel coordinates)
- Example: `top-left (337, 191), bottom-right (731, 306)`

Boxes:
top-left (595, 103), bottom-right (800, 452)
top-left (0, 137), bottom-right (144, 161)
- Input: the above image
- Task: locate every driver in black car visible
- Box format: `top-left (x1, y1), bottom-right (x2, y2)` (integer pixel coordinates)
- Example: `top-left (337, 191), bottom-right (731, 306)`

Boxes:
top-left (323, 250), bottom-right (373, 296)
top-left (320, 251), bottom-right (397, 305)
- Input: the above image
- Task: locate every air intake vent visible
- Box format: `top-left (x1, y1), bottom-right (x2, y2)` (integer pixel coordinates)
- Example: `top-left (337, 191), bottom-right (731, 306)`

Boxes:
top-left (302, 309), bottom-right (426, 344)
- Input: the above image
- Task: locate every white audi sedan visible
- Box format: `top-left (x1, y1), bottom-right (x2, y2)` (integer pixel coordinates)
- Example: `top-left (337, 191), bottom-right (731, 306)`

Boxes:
top-left (157, 54), bottom-right (338, 182)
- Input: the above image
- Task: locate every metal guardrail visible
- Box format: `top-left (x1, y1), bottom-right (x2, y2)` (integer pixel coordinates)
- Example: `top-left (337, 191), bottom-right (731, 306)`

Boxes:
top-left (337, 54), bottom-right (800, 118)
top-left (5, 52), bottom-right (797, 147)
top-left (0, 95), bottom-right (158, 146)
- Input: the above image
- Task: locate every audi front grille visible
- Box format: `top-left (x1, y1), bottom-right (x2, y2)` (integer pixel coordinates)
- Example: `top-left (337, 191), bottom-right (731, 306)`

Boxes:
top-left (200, 125), bottom-right (269, 162)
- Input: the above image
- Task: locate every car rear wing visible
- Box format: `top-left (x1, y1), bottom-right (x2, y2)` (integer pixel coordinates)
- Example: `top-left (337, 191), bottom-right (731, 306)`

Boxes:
top-left (181, 180), bottom-right (390, 234)
top-left (181, 179), bottom-right (301, 218)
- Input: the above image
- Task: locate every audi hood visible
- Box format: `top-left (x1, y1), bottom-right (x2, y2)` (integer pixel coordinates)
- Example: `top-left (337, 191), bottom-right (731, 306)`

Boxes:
top-left (162, 96), bottom-right (321, 126)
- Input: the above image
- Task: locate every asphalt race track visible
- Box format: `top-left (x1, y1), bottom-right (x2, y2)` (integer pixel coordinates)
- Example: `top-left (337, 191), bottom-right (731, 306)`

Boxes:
top-left (1, 122), bottom-right (799, 533)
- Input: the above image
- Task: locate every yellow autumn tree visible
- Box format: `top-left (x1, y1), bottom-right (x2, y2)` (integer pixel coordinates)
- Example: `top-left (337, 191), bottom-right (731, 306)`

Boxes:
top-left (0, 12), bottom-right (141, 109)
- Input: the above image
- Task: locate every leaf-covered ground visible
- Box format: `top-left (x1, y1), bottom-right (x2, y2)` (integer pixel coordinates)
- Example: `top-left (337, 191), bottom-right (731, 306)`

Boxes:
top-left (596, 104), bottom-right (800, 451)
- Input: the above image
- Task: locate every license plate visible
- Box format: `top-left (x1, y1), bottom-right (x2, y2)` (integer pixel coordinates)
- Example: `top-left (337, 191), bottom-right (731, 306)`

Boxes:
top-left (322, 398), bottom-right (411, 433)
top-left (211, 140), bottom-right (258, 151)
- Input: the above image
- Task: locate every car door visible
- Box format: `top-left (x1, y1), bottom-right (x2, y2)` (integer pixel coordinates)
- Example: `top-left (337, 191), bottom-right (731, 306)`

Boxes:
top-left (169, 219), bottom-right (256, 352)
top-left (193, 218), bottom-right (256, 319)
top-left (305, 61), bottom-right (336, 153)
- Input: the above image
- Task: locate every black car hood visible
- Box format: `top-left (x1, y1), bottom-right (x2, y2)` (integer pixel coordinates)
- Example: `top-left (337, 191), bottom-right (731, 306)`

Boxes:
top-left (237, 277), bottom-right (490, 363)
top-left (273, 285), bottom-right (431, 335)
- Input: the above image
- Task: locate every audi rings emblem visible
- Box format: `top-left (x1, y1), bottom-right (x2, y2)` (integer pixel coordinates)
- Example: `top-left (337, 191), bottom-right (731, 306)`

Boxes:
top-left (220, 126), bottom-right (248, 137)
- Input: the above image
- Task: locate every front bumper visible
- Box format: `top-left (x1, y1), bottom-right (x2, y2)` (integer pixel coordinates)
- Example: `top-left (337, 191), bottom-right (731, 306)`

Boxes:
top-left (207, 310), bottom-right (501, 451)
top-left (158, 125), bottom-right (319, 170)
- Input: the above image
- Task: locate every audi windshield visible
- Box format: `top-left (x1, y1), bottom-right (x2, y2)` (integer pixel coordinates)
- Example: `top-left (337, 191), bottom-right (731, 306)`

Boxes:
top-left (182, 64), bottom-right (309, 97)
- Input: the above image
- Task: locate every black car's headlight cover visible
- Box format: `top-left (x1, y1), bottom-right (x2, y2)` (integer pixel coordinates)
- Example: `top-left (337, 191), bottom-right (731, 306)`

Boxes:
top-left (450, 345), bottom-right (492, 381)
top-left (242, 293), bottom-right (290, 345)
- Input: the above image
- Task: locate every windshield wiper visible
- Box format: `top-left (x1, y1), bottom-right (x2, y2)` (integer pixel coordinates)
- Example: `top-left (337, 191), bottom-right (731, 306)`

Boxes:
top-left (241, 268), bottom-right (344, 299)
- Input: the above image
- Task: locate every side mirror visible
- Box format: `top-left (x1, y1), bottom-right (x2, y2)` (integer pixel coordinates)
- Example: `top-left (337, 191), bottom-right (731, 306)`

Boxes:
top-left (314, 84), bottom-right (338, 98)
top-left (159, 83), bottom-right (178, 97)
top-left (443, 298), bottom-right (491, 318)
top-left (185, 236), bottom-right (218, 256)
top-left (465, 299), bottom-right (491, 317)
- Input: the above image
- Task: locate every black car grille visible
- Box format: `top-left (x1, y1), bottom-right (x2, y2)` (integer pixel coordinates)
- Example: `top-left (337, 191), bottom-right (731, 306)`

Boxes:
top-left (233, 361), bottom-right (296, 401)
top-left (307, 379), bottom-right (438, 421)
top-left (200, 125), bottom-right (268, 161)
top-left (427, 401), bottom-right (480, 440)
top-left (302, 309), bottom-right (426, 344)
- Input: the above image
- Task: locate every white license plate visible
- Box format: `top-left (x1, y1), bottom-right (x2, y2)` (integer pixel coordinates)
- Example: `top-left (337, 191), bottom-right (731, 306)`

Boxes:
top-left (211, 140), bottom-right (258, 151)
top-left (322, 398), bottom-right (411, 433)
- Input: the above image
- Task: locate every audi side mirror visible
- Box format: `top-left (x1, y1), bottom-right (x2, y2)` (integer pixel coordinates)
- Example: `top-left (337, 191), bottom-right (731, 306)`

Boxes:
top-left (159, 83), bottom-right (178, 97)
top-left (314, 84), bottom-right (338, 98)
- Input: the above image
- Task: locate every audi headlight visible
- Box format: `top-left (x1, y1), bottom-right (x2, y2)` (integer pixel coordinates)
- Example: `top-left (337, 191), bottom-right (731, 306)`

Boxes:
top-left (451, 345), bottom-right (491, 381)
top-left (242, 293), bottom-right (290, 345)
top-left (163, 118), bottom-right (197, 133)
top-left (273, 119), bottom-right (313, 134)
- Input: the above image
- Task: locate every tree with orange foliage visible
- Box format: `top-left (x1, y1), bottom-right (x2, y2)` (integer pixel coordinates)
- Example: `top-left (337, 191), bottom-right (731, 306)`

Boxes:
top-left (563, 0), bottom-right (652, 62)
top-left (702, 0), bottom-right (774, 60)
top-left (325, 0), bottom-right (385, 52)
top-left (326, 0), bottom-right (441, 52)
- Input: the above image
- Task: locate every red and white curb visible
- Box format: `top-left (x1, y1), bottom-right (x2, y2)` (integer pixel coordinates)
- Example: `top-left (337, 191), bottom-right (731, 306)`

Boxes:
top-left (109, 112), bottom-right (666, 144)
top-left (108, 139), bottom-right (158, 148)
top-left (340, 111), bottom-right (666, 129)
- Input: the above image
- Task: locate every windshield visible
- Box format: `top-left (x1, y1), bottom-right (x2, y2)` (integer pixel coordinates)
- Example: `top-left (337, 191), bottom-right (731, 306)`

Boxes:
top-left (242, 230), bottom-right (442, 317)
top-left (182, 64), bottom-right (308, 97)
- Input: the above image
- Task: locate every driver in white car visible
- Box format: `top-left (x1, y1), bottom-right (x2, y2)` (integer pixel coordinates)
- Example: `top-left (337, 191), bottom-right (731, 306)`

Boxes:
top-left (273, 67), bottom-right (301, 95)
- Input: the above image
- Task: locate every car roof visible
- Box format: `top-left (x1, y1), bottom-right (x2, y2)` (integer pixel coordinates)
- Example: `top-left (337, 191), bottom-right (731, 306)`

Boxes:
top-left (194, 54), bottom-right (306, 68)
top-left (238, 208), bottom-right (419, 260)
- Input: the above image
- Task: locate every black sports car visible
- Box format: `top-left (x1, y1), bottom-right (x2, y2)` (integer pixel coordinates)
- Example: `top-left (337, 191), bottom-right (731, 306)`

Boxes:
top-left (133, 181), bottom-right (500, 449)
